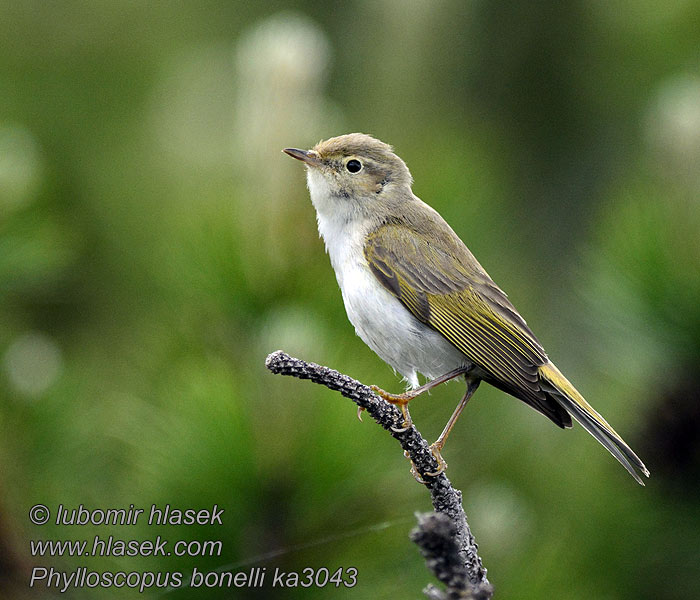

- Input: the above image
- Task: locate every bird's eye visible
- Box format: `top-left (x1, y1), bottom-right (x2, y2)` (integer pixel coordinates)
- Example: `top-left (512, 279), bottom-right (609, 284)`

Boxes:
top-left (346, 159), bottom-right (362, 173)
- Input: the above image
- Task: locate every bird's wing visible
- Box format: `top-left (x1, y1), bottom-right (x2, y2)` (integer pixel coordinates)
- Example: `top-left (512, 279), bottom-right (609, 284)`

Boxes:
top-left (364, 220), bottom-right (571, 427)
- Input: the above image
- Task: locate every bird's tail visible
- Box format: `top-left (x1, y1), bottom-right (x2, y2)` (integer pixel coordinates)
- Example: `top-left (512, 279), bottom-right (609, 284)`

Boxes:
top-left (539, 362), bottom-right (649, 485)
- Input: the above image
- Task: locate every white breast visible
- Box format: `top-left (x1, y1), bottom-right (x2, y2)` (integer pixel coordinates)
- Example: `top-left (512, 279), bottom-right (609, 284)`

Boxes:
top-left (307, 170), bottom-right (467, 388)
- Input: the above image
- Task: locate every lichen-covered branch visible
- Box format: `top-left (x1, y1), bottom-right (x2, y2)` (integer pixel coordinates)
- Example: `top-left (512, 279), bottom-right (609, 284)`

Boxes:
top-left (412, 512), bottom-right (494, 600)
top-left (265, 350), bottom-right (492, 598)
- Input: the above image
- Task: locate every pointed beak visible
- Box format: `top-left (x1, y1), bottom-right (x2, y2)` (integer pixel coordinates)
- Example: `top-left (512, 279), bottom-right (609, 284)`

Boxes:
top-left (283, 147), bottom-right (322, 167)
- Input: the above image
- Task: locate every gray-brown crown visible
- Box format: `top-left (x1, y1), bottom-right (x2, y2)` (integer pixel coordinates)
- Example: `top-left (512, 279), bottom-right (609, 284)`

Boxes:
top-left (312, 133), bottom-right (412, 186)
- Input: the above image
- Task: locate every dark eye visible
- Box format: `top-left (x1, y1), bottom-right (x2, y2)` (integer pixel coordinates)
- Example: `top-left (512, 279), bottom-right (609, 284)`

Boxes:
top-left (346, 159), bottom-right (362, 173)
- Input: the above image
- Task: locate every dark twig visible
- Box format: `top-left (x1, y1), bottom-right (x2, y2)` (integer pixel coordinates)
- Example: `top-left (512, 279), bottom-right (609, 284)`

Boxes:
top-left (412, 513), bottom-right (493, 600)
top-left (265, 351), bottom-right (492, 597)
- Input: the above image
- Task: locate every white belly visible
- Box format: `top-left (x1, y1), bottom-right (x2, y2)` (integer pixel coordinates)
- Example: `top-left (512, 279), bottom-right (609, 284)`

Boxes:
top-left (338, 258), bottom-right (468, 388)
top-left (307, 168), bottom-right (467, 388)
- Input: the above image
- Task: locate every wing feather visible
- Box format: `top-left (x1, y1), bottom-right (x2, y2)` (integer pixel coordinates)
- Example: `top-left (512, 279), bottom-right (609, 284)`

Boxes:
top-left (365, 219), bottom-right (572, 427)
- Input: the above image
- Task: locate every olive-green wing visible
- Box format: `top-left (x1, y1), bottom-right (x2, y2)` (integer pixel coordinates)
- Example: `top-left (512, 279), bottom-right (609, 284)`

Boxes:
top-left (365, 221), bottom-right (572, 427)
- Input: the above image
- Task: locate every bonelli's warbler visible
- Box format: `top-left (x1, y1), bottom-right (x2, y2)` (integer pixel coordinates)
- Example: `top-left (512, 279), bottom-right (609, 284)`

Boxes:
top-left (285, 133), bottom-right (648, 485)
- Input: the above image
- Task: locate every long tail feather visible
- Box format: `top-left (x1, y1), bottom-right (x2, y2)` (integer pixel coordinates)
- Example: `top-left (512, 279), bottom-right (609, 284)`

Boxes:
top-left (539, 362), bottom-right (649, 485)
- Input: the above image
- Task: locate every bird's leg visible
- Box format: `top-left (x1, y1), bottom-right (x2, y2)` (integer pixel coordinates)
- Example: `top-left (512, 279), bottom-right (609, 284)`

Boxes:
top-left (425, 377), bottom-right (480, 476)
top-left (371, 366), bottom-right (470, 404)
top-left (370, 366), bottom-right (469, 431)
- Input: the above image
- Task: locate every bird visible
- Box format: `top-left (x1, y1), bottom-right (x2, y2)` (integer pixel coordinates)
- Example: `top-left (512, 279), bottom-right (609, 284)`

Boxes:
top-left (284, 133), bottom-right (649, 485)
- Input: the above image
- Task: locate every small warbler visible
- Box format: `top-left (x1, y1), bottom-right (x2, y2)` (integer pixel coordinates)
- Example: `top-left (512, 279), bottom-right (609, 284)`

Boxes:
top-left (284, 133), bottom-right (649, 484)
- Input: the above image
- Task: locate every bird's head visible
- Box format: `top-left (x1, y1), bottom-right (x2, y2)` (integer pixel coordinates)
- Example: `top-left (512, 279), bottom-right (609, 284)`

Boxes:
top-left (284, 133), bottom-right (413, 220)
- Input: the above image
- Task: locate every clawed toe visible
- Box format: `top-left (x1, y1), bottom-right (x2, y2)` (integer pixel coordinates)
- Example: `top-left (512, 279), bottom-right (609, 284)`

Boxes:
top-left (390, 403), bottom-right (412, 432)
top-left (404, 451), bottom-right (429, 484)
top-left (370, 384), bottom-right (411, 403)
top-left (403, 448), bottom-right (445, 484)
top-left (424, 443), bottom-right (448, 476)
top-left (370, 385), bottom-right (413, 432)
top-left (390, 421), bottom-right (411, 433)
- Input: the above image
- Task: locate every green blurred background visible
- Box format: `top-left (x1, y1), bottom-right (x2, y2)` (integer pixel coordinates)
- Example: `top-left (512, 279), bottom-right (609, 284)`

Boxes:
top-left (2, 1), bottom-right (699, 598)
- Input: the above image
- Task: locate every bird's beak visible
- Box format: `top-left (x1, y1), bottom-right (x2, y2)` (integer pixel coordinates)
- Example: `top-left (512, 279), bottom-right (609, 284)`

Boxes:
top-left (283, 148), bottom-right (322, 167)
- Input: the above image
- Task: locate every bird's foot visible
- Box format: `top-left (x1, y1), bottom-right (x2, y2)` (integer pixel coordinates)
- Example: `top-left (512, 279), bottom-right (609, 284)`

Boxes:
top-left (369, 385), bottom-right (416, 403)
top-left (404, 451), bottom-right (429, 484)
top-left (370, 385), bottom-right (414, 432)
top-left (424, 442), bottom-right (448, 477)
top-left (403, 445), bottom-right (447, 484)
top-left (390, 403), bottom-right (413, 433)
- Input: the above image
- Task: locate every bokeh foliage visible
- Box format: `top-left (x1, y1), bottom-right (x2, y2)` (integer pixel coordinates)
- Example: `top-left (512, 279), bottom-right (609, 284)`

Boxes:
top-left (1, 1), bottom-right (699, 599)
